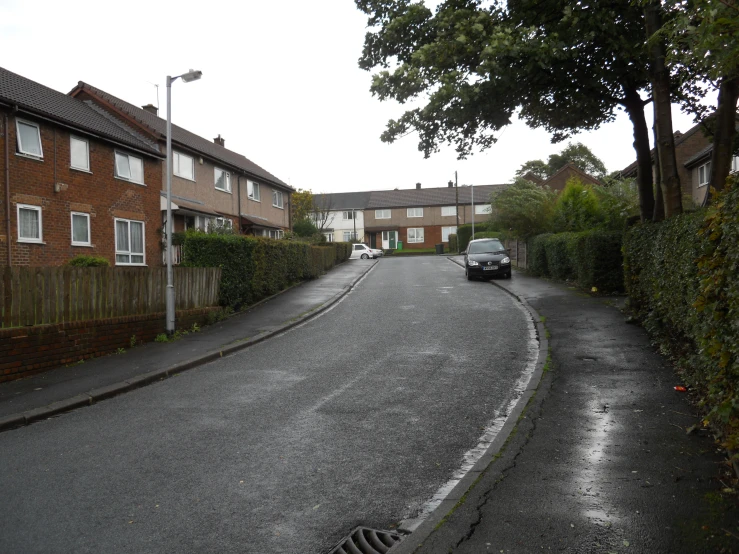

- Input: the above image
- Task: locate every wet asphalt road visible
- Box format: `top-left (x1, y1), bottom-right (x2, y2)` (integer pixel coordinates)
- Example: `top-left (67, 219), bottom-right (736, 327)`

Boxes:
top-left (0, 257), bottom-right (535, 554)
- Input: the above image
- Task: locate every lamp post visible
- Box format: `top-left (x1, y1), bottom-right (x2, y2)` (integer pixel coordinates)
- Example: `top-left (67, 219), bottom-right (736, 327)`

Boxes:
top-left (166, 69), bottom-right (202, 335)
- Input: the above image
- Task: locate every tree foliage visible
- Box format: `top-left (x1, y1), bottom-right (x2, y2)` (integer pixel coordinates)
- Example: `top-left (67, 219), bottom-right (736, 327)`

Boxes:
top-left (291, 189), bottom-right (315, 222)
top-left (516, 142), bottom-right (608, 179)
top-left (490, 178), bottom-right (556, 237)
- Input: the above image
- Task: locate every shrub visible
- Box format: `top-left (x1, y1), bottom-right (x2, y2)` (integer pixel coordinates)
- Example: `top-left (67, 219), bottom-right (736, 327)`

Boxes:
top-left (448, 234), bottom-right (458, 253)
top-left (542, 232), bottom-right (578, 281)
top-left (623, 182), bottom-right (739, 453)
top-left (68, 255), bottom-right (110, 267)
top-left (490, 178), bottom-right (556, 238)
top-left (457, 222), bottom-right (499, 252)
top-left (550, 180), bottom-right (602, 232)
top-left (528, 234), bottom-right (551, 276)
top-left (293, 218), bottom-right (318, 237)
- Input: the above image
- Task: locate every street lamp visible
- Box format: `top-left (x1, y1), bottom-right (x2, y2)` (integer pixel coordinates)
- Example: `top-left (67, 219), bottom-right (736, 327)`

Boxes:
top-left (165, 69), bottom-right (202, 335)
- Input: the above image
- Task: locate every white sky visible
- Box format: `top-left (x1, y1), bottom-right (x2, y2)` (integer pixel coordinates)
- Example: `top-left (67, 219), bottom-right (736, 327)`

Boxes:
top-left (0, 0), bottom-right (715, 194)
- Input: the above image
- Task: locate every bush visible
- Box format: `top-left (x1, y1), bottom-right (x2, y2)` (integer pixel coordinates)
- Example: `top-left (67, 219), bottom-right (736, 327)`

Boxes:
top-left (543, 233), bottom-right (578, 281)
top-left (457, 222), bottom-right (499, 252)
top-left (293, 218), bottom-right (318, 237)
top-left (528, 234), bottom-right (551, 277)
top-left (490, 178), bottom-right (556, 238)
top-left (181, 231), bottom-right (351, 309)
top-left (68, 255), bottom-right (110, 267)
top-left (550, 180), bottom-right (602, 232)
top-left (623, 182), bottom-right (739, 453)
top-left (448, 234), bottom-right (458, 253)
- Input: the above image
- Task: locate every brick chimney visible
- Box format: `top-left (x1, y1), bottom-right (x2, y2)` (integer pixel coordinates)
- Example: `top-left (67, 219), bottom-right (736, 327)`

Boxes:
top-left (142, 104), bottom-right (158, 116)
top-left (448, 180), bottom-right (454, 188)
top-left (416, 182), bottom-right (421, 189)
top-left (214, 134), bottom-right (225, 147)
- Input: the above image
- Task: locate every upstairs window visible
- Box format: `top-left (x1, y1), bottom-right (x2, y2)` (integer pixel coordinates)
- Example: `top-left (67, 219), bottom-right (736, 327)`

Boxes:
top-left (174, 152), bottom-right (195, 180)
top-left (375, 209), bottom-right (391, 219)
top-left (247, 180), bottom-right (261, 201)
top-left (731, 156), bottom-right (739, 174)
top-left (70, 136), bottom-right (89, 171)
top-left (343, 211), bottom-right (355, 220)
top-left (215, 167), bottom-right (231, 192)
top-left (475, 204), bottom-right (492, 215)
top-left (407, 207), bottom-right (423, 218)
top-left (698, 162), bottom-right (711, 186)
top-left (16, 120), bottom-right (43, 158)
top-left (115, 151), bottom-right (144, 184)
top-left (441, 206), bottom-right (456, 217)
top-left (273, 190), bottom-right (284, 209)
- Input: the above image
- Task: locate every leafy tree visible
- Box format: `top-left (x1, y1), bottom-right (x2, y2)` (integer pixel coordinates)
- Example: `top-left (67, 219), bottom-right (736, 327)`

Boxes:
top-left (550, 180), bottom-right (602, 232)
top-left (291, 189), bottom-right (314, 222)
top-left (489, 178), bottom-right (557, 237)
top-left (517, 143), bottom-right (608, 179)
top-left (292, 218), bottom-right (319, 237)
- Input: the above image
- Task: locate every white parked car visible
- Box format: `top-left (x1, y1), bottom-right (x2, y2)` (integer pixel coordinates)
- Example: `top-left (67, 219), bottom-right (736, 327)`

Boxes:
top-left (350, 243), bottom-right (382, 259)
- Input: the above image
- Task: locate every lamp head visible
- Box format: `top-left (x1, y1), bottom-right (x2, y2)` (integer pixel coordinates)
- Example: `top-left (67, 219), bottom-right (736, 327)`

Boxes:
top-left (181, 69), bottom-right (203, 83)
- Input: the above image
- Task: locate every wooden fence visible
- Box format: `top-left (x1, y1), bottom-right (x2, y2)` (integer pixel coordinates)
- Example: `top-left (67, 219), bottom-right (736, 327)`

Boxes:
top-left (1, 266), bottom-right (222, 329)
top-left (503, 238), bottom-right (528, 270)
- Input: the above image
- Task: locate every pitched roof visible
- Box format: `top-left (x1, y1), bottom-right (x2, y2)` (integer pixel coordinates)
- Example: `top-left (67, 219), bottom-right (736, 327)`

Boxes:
top-left (543, 163), bottom-right (603, 188)
top-left (0, 66), bottom-right (161, 157)
top-left (313, 191), bottom-right (372, 210)
top-left (620, 121), bottom-right (711, 176)
top-left (367, 184), bottom-right (505, 209)
top-left (71, 81), bottom-right (292, 191)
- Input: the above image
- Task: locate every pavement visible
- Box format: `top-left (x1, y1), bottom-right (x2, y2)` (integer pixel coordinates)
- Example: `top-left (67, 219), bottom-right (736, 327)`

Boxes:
top-left (1, 254), bottom-right (737, 553)
top-left (0, 259), bottom-right (377, 431)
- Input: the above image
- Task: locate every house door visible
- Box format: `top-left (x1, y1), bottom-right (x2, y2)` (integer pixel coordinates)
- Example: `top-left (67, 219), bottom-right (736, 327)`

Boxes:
top-left (382, 231), bottom-right (397, 249)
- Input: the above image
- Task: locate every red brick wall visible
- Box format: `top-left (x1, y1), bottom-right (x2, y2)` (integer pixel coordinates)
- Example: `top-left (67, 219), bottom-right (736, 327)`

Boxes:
top-left (400, 225), bottom-right (443, 249)
top-left (0, 307), bottom-right (222, 383)
top-left (0, 109), bottom-right (163, 267)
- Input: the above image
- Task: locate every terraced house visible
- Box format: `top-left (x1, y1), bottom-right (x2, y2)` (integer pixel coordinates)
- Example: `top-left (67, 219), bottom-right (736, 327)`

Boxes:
top-left (0, 67), bottom-right (164, 267)
top-left (69, 82), bottom-right (294, 261)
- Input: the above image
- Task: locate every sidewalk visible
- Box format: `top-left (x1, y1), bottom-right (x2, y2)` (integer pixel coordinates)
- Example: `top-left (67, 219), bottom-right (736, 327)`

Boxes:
top-left (393, 258), bottom-right (738, 553)
top-left (0, 260), bottom-right (376, 431)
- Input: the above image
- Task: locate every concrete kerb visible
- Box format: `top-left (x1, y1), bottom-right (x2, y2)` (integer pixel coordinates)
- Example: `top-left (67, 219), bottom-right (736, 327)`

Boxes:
top-left (387, 259), bottom-right (549, 554)
top-left (0, 262), bottom-right (375, 434)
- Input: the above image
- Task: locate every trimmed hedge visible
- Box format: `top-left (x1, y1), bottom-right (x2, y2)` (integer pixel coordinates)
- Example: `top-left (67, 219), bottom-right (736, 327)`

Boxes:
top-left (623, 185), bottom-right (739, 453)
top-left (181, 233), bottom-right (351, 309)
top-left (528, 230), bottom-right (624, 291)
top-left (457, 222), bottom-right (499, 252)
top-left (448, 234), bottom-right (458, 253)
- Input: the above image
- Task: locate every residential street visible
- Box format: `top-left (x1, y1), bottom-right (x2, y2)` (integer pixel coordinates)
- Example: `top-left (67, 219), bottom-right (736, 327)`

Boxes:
top-left (0, 257), bottom-right (537, 553)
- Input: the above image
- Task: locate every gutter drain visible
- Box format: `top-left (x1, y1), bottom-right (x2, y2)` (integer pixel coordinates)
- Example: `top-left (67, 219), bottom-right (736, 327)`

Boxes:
top-left (327, 527), bottom-right (403, 554)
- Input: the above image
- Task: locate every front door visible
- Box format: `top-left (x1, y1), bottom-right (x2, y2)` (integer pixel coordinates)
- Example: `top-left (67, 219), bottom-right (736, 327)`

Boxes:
top-left (382, 231), bottom-right (397, 249)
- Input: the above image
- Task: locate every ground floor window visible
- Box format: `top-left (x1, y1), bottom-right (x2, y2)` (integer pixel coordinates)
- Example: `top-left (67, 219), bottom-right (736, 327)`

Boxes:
top-left (441, 226), bottom-right (457, 242)
top-left (71, 212), bottom-right (91, 246)
top-left (115, 218), bottom-right (145, 265)
top-left (17, 204), bottom-right (43, 243)
top-left (407, 227), bottom-right (424, 243)
top-left (268, 229), bottom-right (284, 239)
top-left (324, 232), bottom-right (334, 242)
top-left (343, 231), bottom-right (357, 242)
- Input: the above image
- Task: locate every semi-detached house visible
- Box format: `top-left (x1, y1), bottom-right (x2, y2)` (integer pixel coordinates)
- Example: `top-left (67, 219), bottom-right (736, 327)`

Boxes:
top-left (69, 82), bottom-right (294, 258)
top-left (0, 66), bottom-right (164, 267)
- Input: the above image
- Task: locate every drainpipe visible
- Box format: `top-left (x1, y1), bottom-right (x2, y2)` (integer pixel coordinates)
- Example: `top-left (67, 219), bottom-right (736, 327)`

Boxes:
top-left (236, 174), bottom-right (242, 234)
top-left (4, 112), bottom-right (11, 267)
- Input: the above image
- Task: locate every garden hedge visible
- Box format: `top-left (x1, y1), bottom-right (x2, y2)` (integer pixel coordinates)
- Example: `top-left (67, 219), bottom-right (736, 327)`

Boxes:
top-left (181, 233), bottom-right (351, 309)
top-left (457, 222), bottom-right (499, 252)
top-left (623, 184), bottom-right (739, 453)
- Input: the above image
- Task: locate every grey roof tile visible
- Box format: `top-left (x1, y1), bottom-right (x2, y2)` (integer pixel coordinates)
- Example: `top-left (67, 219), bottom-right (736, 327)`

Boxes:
top-left (367, 184), bottom-right (505, 208)
top-left (0, 67), bottom-right (161, 156)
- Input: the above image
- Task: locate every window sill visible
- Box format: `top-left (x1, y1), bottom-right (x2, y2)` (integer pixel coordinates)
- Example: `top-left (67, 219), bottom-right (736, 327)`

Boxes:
top-left (174, 174), bottom-right (196, 182)
top-left (17, 239), bottom-right (46, 244)
top-left (248, 197), bottom-right (261, 203)
top-left (115, 263), bottom-right (147, 267)
top-left (114, 176), bottom-right (146, 186)
top-left (71, 167), bottom-right (92, 174)
top-left (16, 152), bottom-right (44, 162)
top-left (215, 188), bottom-right (232, 194)
top-left (273, 205), bottom-right (284, 210)
top-left (698, 183), bottom-right (708, 188)
top-left (72, 243), bottom-right (94, 248)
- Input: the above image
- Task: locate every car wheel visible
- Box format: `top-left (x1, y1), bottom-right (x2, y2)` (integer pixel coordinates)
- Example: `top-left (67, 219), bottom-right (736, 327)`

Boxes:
top-left (361, 253), bottom-right (369, 259)
top-left (466, 268), bottom-right (473, 281)
top-left (505, 271), bottom-right (512, 279)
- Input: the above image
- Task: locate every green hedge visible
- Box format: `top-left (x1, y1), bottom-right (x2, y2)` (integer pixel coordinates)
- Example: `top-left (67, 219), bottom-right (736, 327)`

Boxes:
top-left (623, 182), bottom-right (739, 454)
top-left (448, 234), bottom-right (459, 253)
top-left (181, 233), bottom-right (351, 309)
top-left (528, 230), bottom-right (624, 291)
top-left (457, 222), bottom-right (499, 252)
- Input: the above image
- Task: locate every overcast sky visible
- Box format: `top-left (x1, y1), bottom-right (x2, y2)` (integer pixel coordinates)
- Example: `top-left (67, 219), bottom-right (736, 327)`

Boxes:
top-left (0, 0), bottom-right (714, 193)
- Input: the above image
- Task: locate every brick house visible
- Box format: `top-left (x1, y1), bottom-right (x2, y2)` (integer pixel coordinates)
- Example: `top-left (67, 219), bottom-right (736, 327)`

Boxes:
top-left (621, 123), bottom-right (713, 205)
top-left (0, 67), bottom-right (164, 267)
top-left (69, 83), bottom-right (294, 253)
top-left (317, 183), bottom-right (502, 250)
top-left (540, 163), bottom-right (602, 192)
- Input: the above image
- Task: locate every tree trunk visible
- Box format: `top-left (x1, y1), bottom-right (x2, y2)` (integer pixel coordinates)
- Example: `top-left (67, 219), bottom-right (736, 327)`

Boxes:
top-left (644, 0), bottom-right (682, 217)
top-left (707, 75), bottom-right (739, 199)
top-left (653, 108), bottom-right (665, 222)
top-left (623, 88), bottom-right (655, 222)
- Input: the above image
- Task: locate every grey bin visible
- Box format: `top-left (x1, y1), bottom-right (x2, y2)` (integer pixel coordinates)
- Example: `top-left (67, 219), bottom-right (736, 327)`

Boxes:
top-left (435, 243), bottom-right (444, 254)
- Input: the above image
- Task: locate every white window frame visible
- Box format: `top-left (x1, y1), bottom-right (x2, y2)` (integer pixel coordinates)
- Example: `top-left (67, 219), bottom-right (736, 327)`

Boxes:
top-left (17, 204), bottom-right (43, 243)
top-left (698, 162), bottom-right (711, 187)
top-left (268, 229), bottom-right (284, 239)
top-left (442, 226), bottom-right (457, 242)
top-left (16, 119), bottom-right (43, 158)
top-left (375, 209), bottom-right (391, 219)
top-left (214, 167), bottom-right (231, 192)
top-left (173, 151), bottom-right (195, 181)
top-left (273, 190), bottom-right (284, 209)
top-left (114, 218), bottom-right (146, 266)
top-left (407, 227), bottom-right (424, 243)
top-left (214, 217), bottom-right (233, 230)
top-left (70, 136), bottom-right (90, 171)
top-left (731, 155), bottom-right (739, 174)
top-left (114, 151), bottom-right (145, 184)
top-left (343, 231), bottom-right (356, 242)
top-left (343, 211), bottom-right (355, 220)
top-left (475, 204), bottom-right (492, 215)
top-left (71, 212), bottom-right (91, 246)
top-left (441, 206), bottom-right (456, 217)
top-left (247, 180), bottom-right (261, 201)
top-left (407, 207), bottom-right (423, 218)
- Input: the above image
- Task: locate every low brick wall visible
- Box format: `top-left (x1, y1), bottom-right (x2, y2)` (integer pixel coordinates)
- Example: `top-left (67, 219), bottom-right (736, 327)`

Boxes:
top-left (0, 307), bottom-right (223, 383)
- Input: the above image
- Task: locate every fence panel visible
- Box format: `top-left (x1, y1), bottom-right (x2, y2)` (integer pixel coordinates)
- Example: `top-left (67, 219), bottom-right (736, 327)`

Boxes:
top-left (0, 266), bottom-right (221, 329)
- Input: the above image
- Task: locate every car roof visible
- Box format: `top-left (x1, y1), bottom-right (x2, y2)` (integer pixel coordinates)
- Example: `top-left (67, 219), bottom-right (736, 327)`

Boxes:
top-left (470, 237), bottom-right (500, 242)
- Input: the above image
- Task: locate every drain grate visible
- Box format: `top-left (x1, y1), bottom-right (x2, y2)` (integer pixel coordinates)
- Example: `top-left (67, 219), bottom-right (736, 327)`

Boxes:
top-left (328, 527), bottom-right (403, 554)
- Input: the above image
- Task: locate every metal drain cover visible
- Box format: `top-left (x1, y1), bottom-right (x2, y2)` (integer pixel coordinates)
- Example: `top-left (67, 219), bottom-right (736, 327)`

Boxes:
top-left (328, 527), bottom-right (403, 554)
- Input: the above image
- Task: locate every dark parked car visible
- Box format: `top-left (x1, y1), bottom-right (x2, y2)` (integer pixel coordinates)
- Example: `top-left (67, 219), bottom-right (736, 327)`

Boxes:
top-left (464, 238), bottom-right (512, 280)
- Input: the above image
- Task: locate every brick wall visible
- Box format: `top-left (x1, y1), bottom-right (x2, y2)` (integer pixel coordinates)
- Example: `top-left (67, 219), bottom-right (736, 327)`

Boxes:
top-left (0, 307), bottom-right (223, 383)
top-left (399, 225), bottom-right (443, 248)
top-left (0, 108), bottom-right (163, 267)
